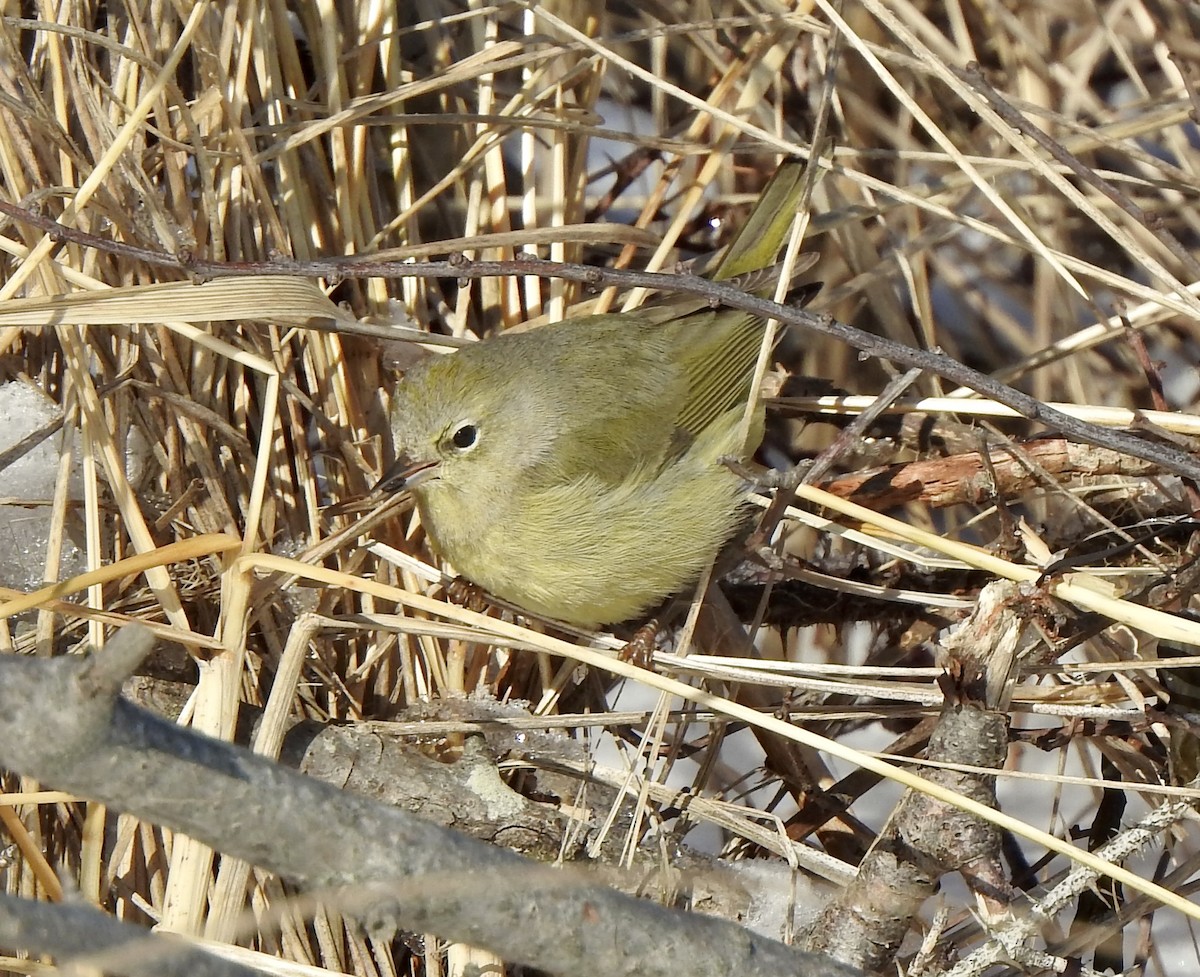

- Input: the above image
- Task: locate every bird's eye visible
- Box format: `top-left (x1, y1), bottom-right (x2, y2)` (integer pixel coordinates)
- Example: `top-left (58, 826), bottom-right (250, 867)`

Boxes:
top-left (450, 422), bottom-right (478, 450)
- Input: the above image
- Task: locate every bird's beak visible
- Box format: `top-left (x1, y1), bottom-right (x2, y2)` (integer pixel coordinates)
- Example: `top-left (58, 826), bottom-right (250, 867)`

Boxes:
top-left (372, 454), bottom-right (439, 496)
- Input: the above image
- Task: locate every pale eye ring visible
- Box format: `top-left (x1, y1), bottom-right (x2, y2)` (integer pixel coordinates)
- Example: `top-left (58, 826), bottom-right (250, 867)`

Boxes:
top-left (451, 422), bottom-right (478, 450)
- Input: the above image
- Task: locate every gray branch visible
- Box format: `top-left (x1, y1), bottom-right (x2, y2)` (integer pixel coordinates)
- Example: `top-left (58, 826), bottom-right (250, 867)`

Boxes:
top-left (804, 582), bottom-right (1022, 971)
top-left (0, 625), bottom-right (862, 977)
top-left (0, 894), bottom-right (261, 977)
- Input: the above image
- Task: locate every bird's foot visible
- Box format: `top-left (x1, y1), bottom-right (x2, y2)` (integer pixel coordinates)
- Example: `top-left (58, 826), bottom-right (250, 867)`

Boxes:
top-left (618, 618), bottom-right (661, 670)
top-left (444, 576), bottom-right (491, 614)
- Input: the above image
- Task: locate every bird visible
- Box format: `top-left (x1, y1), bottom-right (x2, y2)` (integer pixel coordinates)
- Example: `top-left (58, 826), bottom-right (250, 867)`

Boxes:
top-left (378, 158), bottom-right (815, 630)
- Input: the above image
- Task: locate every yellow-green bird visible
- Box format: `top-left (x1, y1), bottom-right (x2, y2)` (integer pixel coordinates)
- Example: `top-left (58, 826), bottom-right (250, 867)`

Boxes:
top-left (380, 160), bottom-right (813, 630)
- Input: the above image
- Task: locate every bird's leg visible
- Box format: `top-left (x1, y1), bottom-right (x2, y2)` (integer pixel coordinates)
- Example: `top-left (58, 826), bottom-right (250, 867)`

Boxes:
top-left (721, 455), bottom-right (814, 557)
top-left (618, 618), bottom-right (661, 670)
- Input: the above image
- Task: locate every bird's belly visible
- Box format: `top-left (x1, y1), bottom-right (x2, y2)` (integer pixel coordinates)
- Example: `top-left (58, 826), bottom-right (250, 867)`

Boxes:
top-left (421, 471), bottom-right (743, 630)
top-left (455, 532), bottom-right (685, 630)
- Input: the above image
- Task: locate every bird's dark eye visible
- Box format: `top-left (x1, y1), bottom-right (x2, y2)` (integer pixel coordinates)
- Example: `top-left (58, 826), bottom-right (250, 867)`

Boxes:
top-left (451, 423), bottom-right (478, 450)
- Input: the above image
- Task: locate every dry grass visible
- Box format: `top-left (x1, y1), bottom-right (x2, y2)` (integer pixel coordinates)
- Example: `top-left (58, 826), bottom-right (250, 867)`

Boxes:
top-left (2, 2), bottom-right (1200, 975)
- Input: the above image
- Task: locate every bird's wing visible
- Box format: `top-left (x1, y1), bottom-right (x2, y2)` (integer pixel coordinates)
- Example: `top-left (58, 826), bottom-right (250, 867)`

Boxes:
top-left (530, 308), bottom-right (766, 481)
top-left (519, 314), bottom-right (688, 485)
top-left (662, 310), bottom-right (765, 441)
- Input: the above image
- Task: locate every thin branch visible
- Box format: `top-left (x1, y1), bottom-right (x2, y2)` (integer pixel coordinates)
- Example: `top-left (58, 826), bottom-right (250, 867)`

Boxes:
top-left (0, 198), bottom-right (1196, 482)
